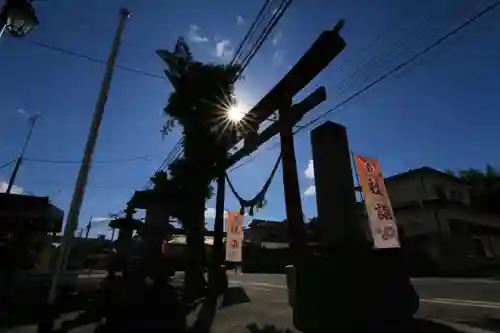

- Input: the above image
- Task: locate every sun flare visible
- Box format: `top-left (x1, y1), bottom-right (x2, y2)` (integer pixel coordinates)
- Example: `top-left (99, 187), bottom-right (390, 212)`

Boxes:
top-left (227, 105), bottom-right (245, 123)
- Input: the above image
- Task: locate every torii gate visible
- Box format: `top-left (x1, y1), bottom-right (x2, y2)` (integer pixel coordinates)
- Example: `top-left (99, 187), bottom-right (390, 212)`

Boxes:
top-left (212, 20), bottom-right (347, 264)
top-left (213, 19), bottom-right (419, 332)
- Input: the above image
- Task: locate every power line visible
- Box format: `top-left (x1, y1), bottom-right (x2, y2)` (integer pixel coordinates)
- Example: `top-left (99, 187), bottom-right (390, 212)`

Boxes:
top-left (231, 0), bottom-right (273, 65)
top-left (23, 155), bottom-right (151, 164)
top-left (333, 0), bottom-right (480, 98)
top-left (19, 39), bottom-right (166, 81)
top-left (300, 0), bottom-right (500, 131)
top-left (237, 0), bottom-right (292, 76)
top-left (142, 140), bottom-right (182, 189)
top-left (229, 0), bottom-right (500, 173)
top-left (0, 159), bottom-right (15, 170)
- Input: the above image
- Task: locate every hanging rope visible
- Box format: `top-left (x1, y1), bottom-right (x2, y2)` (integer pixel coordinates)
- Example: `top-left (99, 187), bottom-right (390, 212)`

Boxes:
top-left (225, 153), bottom-right (282, 216)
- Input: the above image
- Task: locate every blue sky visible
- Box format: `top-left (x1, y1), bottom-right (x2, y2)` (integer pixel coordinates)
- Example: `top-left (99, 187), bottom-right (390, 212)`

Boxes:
top-left (0, 0), bottom-right (499, 238)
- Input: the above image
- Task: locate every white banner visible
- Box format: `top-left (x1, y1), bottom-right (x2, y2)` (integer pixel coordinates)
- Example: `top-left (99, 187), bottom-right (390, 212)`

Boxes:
top-left (225, 211), bottom-right (243, 262)
top-left (354, 154), bottom-right (400, 249)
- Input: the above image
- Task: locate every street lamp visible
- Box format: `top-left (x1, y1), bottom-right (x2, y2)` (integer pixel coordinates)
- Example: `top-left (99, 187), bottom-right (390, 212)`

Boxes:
top-left (0, 0), bottom-right (38, 38)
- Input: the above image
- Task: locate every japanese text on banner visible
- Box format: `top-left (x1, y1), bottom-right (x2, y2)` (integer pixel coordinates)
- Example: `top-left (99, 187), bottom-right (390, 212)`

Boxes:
top-left (225, 211), bottom-right (243, 262)
top-left (354, 154), bottom-right (400, 249)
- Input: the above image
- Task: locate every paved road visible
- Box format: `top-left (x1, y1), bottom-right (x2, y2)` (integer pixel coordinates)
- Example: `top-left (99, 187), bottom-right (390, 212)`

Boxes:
top-left (13, 270), bottom-right (107, 292)
top-left (221, 273), bottom-right (500, 332)
top-left (8, 273), bottom-right (500, 332)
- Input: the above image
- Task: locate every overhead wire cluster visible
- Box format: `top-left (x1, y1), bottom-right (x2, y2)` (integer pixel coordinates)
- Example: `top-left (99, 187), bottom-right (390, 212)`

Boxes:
top-left (142, 140), bottom-right (182, 190)
top-left (228, 0), bottom-right (500, 173)
top-left (232, 0), bottom-right (292, 78)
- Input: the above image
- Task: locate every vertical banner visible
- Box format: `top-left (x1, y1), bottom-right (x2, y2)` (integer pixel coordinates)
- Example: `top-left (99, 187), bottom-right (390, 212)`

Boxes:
top-left (225, 211), bottom-right (243, 262)
top-left (354, 154), bottom-right (400, 249)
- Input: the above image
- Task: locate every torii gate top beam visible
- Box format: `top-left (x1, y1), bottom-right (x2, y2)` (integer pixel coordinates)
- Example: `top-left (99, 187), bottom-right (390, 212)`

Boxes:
top-left (230, 20), bottom-right (346, 149)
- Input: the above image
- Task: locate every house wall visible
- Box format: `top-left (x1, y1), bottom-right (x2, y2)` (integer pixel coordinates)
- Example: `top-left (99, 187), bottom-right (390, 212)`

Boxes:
top-left (392, 208), bottom-right (440, 237)
top-left (420, 172), bottom-right (471, 205)
top-left (385, 171), bottom-right (471, 209)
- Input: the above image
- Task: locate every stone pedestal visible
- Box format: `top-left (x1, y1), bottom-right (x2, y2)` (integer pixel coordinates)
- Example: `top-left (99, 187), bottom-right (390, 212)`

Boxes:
top-left (311, 121), bottom-right (366, 245)
top-left (286, 121), bottom-right (419, 332)
top-left (289, 245), bottom-right (419, 332)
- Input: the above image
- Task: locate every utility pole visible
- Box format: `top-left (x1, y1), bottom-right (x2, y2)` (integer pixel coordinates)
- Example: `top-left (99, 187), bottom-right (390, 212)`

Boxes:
top-left (6, 114), bottom-right (38, 194)
top-left (42, 9), bottom-right (130, 329)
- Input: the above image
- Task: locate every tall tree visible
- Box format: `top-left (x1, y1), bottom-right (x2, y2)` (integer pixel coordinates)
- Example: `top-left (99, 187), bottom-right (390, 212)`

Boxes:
top-left (158, 39), bottom-right (240, 300)
top-left (449, 165), bottom-right (500, 213)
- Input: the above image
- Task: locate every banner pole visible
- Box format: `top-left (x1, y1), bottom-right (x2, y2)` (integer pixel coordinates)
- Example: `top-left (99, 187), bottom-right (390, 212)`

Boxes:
top-left (350, 151), bottom-right (365, 206)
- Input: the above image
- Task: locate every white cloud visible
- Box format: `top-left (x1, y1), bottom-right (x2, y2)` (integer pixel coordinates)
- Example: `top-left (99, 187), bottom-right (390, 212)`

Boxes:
top-left (0, 181), bottom-right (24, 194)
top-left (215, 39), bottom-right (234, 59)
top-left (205, 208), bottom-right (229, 219)
top-left (272, 50), bottom-right (286, 66)
top-left (305, 159), bottom-right (314, 179)
top-left (188, 24), bottom-right (209, 43)
top-left (272, 31), bottom-right (282, 46)
top-left (237, 15), bottom-right (245, 26)
top-left (304, 185), bottom-right (316, 196)
top-left (205, 208), bottom-right (216, 219)
top-left (91, 217), bottom-right (112, 223)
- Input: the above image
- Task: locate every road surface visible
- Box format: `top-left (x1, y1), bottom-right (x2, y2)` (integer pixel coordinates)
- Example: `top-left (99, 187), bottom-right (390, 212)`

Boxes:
top-left (7, 273), bottom-right (500, 332)
top-left (217, 273), bottom-right (500, 332)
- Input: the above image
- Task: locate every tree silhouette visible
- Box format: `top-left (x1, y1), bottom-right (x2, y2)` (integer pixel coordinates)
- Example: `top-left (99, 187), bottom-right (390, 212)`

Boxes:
top-left (158, 38), bottom-right (240, 300)
top-left (448, 165), bottom-right (500, 213)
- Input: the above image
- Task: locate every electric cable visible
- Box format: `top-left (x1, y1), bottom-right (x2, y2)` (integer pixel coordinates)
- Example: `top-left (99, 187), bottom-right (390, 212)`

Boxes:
top-left (228, 0), bottom-right (500, 173)
top-left (231, 0), bottom-right (274, 65)
top-left (0, 159), bottom-right (15, 170)
top-left (19, 39), bottom-right (166, 81)
top-left (334, 0), bottom-right (480, 98)
top-left (23, 155), bottom-right (151, 164)
top-left (300, 0), bottom-right (500, 131)
top-left (237, 0), bottom-right (292, 77)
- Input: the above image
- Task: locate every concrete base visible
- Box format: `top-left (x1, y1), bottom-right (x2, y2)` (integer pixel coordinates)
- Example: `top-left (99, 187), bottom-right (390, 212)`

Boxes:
top-left (287, 246), bottom-right (419, 332)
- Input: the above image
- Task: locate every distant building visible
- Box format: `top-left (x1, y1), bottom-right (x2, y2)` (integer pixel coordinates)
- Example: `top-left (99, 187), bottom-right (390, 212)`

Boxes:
top-left (245, 167), bottom-right (500, 275)
top-left (0, 193), bottom-right (64, 271)
top-left (0, 193), bottom-right (63, 234)
top-left (244, 219), bottom-right (290, 249)
top-left (359, 167), bottom-right (500, 274)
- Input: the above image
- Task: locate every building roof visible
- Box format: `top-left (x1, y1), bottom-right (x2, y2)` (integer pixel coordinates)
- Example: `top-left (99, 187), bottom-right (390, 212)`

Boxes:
top-left (355, 166), bottom-right (467, 191)
top-left (0, 193), bottom-right (64, 232)
top-left (384, 167), bottom-right (467, 185)
top-left (248, 219), bottom-right (284, 228)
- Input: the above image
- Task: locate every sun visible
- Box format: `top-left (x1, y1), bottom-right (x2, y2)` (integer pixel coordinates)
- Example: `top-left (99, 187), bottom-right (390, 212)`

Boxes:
top-left (227, 104), bottom-right (245, 123)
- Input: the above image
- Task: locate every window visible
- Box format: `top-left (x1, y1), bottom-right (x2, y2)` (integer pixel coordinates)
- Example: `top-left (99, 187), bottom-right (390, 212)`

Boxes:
top-left (433, 185), bottom-right (446, 200)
